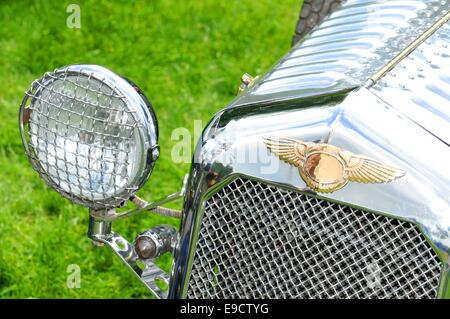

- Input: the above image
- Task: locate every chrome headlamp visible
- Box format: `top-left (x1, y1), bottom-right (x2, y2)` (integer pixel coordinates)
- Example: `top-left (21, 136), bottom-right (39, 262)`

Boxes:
top-left (19, 65), bottom-right (159, 209)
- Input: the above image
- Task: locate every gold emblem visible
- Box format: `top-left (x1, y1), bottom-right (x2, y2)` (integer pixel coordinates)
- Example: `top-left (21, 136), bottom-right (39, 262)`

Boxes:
top-left (263, 136), bottom-right (405, 193)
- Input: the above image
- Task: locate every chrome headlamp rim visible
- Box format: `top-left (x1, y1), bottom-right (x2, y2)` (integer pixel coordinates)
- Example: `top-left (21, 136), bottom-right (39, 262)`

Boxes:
top-left (19, 64), bottom-right (159, 209)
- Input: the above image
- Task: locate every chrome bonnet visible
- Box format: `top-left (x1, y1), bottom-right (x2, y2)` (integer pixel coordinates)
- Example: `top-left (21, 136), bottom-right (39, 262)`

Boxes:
top-left (371, 21), bottom-right (450, 145)
top-left (232, 0), bottom-right (450, 107)
top-left (169, 0), bottom-right (450, 298)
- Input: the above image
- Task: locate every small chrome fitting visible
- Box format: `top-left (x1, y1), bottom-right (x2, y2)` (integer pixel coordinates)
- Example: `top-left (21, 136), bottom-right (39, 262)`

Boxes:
top-left (133, 225), bottom-right (177, 260)
top-left (87, 214), bottom-right (112, 246)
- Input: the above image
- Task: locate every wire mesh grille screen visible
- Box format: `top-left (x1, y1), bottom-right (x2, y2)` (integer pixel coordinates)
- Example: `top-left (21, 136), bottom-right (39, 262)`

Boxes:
top-left (187, 178), bottom-right (442, 299)
top-left (22, 68), bottom-right (143, 208)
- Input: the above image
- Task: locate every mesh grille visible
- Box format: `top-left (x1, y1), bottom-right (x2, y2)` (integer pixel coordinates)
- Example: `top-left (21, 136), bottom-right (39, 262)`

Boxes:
top-left (188, 178), bottom-right (442, 299)
top-left (21, 67), bottom-right (145, 208)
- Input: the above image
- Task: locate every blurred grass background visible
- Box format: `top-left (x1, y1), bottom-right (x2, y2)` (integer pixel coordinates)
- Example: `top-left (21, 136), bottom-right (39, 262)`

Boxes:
top-left (0, 0), bottom-right (301, 298)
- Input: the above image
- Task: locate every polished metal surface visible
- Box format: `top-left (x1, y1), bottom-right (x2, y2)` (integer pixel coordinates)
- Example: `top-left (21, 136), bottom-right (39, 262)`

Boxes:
top-left (19, 64), bottom-right (159, 209)
top-left (170, 86), bottom-right (450, 298)
top-left (16, 0), bottom-right (450, 299)
top-left (88, 215), bottom-right (170, 299)
top-left (370, 20), bottom-right (450, 145)
top-left (170, 0), bottom-right (450, 299)
top-left (369, 9), bottom-right (450, 82)
top-left (231, 0), bottom-right (450, 107)
top-left (133, 225), bottom-right (178, 260)
top-left (91, 174), bottom-right (188, 221)
top-left (263, 136), bottom-right (405, 193)
top-left (187, 178), bottom-right (442, 298)
top-left (170, 88), bottom-right (450, 297)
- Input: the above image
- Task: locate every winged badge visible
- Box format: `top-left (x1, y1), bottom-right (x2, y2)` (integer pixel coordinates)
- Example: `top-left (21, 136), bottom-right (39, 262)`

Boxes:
top-left (263, 136), bottom-right (405, 193)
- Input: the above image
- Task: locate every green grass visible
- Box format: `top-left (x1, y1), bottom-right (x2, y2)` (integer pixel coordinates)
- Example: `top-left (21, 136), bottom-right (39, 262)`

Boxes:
top-left (0, 0), bottom-right (301, 298)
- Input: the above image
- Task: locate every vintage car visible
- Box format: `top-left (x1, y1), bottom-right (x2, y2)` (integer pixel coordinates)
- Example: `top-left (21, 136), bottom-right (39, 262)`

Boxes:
top-left (18, 0), bottom-right (450, 298)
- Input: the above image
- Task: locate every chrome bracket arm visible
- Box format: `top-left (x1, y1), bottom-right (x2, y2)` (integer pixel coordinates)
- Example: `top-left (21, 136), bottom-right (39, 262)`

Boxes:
top-left (88, 216), bottom-right (169, 299)
top-left (90, 174), bottom-right (188, 222)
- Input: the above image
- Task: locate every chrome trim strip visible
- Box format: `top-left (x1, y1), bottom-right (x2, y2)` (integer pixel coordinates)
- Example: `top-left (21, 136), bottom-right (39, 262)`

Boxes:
top-left (370, 9), bottom-right (450, 81)
top-left (230, 0), bottom-right (450, 107)
top-left (370, 19), bottom-right (450, 146)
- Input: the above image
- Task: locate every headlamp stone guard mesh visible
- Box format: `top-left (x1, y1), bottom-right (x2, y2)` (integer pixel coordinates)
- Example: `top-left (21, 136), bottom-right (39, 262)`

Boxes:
top-left (188, 178), bottom-right (442, 299)
top-left (19, 65), bottom-right (158, 209)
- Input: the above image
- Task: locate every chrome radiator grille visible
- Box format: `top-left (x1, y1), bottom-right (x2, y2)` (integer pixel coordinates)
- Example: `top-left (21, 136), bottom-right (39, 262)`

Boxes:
top-left (187, 178), bottom-right (442, 299)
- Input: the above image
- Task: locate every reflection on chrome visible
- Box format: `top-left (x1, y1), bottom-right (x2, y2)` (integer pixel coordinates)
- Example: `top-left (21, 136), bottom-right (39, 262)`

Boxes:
top-left (17, 0), bottom-right (450, 299)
